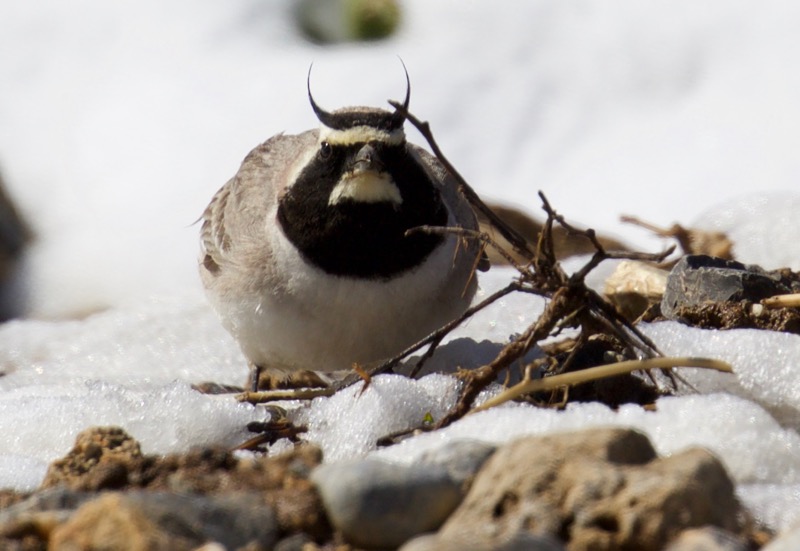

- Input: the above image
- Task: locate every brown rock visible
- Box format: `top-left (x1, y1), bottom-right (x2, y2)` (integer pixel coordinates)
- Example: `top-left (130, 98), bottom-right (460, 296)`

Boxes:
top-left (437, 428), bottom-right (742, 551)
top-left (0, 489), bottom-right (28, 510)
top-left (49, 493), bottom-right (193, 551)
top-left (1, 488), bottom-right (281, 551)
top-left (41, 427), bottom-right (145, 491)
top-left (0, 509), bottom-right (70, 548)
top-left (36, 427), bottom-right (329, 542)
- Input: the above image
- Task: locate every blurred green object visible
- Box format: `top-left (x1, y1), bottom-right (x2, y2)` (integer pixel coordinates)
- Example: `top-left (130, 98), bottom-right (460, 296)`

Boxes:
top-left (296, 0), bottom-right (401, 43)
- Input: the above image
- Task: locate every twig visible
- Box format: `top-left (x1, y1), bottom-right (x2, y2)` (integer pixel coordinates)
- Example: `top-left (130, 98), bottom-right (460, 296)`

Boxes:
top-left (408, 225), bottom-right (529, 273)
top-left (408, 332), bottom-right (445, 379)
top-left (435, 284), bottom-right (578, 428)
top-left (365, 281), bottom-right (523, 378)
top-left (620, 215), bottom-right (695, 255)
top-left (237, 386), bottom-right (335, 404)
top-left (390, 100), bottom-right (535, 259)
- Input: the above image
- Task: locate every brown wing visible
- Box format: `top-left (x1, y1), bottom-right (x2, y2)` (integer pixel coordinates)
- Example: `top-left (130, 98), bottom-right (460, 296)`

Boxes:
top-left (200, 179), bottom-right (233, 275)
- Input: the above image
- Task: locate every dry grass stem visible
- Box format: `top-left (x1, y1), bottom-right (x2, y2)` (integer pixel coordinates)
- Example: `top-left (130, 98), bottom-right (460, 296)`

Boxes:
top-left (471, 357), bottom-right (733, 414)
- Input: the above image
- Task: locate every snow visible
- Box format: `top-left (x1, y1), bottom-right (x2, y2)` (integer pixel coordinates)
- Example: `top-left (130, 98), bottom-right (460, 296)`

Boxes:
top-left (2, 0), bottom-right (800, 535)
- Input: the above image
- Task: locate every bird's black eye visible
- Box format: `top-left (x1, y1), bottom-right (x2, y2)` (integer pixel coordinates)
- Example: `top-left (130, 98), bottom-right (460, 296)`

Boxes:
top-left (319, 141), bottom-right (332, 159)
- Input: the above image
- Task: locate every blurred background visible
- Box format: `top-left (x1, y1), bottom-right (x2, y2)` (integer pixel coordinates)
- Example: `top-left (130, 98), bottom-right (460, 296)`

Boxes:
top-left (2, 0), bottom-right (800, 320)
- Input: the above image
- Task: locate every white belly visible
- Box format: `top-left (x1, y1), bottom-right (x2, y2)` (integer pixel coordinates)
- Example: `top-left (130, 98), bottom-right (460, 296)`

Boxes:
top-left (211, 223), bottom-right (477, 373)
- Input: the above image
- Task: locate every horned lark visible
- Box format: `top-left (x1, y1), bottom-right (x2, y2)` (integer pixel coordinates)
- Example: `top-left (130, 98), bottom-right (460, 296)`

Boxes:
top-left (200, 71), bottom-right (484, 388)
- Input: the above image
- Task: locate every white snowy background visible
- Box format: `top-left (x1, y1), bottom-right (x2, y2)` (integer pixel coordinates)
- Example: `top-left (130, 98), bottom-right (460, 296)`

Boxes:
top-left (2, 0), bottom-right (800, 537)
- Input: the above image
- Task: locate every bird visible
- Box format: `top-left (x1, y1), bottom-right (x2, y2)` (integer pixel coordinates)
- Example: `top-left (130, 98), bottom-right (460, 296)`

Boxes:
top-left (199, 68), bottom-right (486, 390)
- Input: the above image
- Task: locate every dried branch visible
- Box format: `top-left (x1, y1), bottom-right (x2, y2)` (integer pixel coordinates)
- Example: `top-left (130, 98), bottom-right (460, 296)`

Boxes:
top-left (367, 281), bottom-right (522, 378)
top-left (390, 100), bottom-right (535, 259)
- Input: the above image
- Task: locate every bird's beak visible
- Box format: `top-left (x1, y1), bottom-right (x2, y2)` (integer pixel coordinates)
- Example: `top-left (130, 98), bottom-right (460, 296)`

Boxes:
top-left (352, 144), bottom-right (384, 174)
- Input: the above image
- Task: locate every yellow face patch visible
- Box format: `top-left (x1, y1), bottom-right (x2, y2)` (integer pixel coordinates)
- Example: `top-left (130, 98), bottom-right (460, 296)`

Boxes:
top-left (328, 170), bottom-right (402, 206)
top-left (319, 125), bottom-right (405, 147)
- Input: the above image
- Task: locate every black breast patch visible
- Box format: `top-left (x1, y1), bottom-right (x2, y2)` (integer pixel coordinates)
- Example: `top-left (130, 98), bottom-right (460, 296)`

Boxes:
top-left (277, 143), bottom-right (448, 279)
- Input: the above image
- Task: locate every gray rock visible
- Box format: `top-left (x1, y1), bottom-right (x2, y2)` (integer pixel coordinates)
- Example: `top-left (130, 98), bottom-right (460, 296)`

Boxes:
top-left (274, 532), bottom-right (315, 551)
top-left (0, 488), bottom-right (100, 544)
top-left (416, 440), bottom-right (497, 487)
top-left (664, 526), bottom-right (749, 551)
top-left (125, 491), bottom-right (277, 549)
top-left (311, 458), bottom-right (463, 549)
top-left (662, 255), bottom-right (791, 319)
top-left (0, 487), bottom-right (93, 523)
top-left (0, 171), bottom-right (29, 320)
top-left (436, 428), bottom-right (742, 551)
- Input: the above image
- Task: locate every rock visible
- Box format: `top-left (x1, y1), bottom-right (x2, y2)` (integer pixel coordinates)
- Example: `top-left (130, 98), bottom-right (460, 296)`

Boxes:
top-left (49, 491), bottom-right (278, 550)
top-left (664, 526), bottom-right (749, 551)
top-left (233, 446), bottom-right (329, 540)
top-left (49, 492), bottom-right (187, 550)
top-left (0, 488), bottom-right (95, 548)
top-left (311, 457), bottom-right (464, 549)
top-left (127, 443), bottom-right (328, 541)
top-left (435, 428), bottom-right (742, 551)
top-left (0, 170), bottom-right (29, 320)
top-left (41, 426), bottom-right (145, 491)
top-left (0, 487), bottom-right (93, 521)
top-left (399, 532), bottom-right (566, 551)
top-left (2, 427), bottom-right (330, 548)
top-left (0, 509), bottom-right (73, 545)
top-left (273, 532), bottom-right (315, 551)
top-left (309, 441), bottom-right (494, 548)
top-left (604, 260), bottom-right (669, 320)
top-left (4, 489), bottom-right (279, 549)
top-left (415, 440), bottom-right (497, 487)
top-left (661, 255), bottom-right (793, 320)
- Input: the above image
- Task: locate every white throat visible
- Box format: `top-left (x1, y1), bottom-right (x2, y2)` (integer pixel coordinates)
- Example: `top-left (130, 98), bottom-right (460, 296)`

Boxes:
top-left (328, 169), bottom-right (402, 206)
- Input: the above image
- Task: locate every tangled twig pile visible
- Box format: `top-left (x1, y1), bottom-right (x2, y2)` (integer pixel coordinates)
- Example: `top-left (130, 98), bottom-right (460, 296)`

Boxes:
top-left (376, 101), bottom-right (731, 430)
